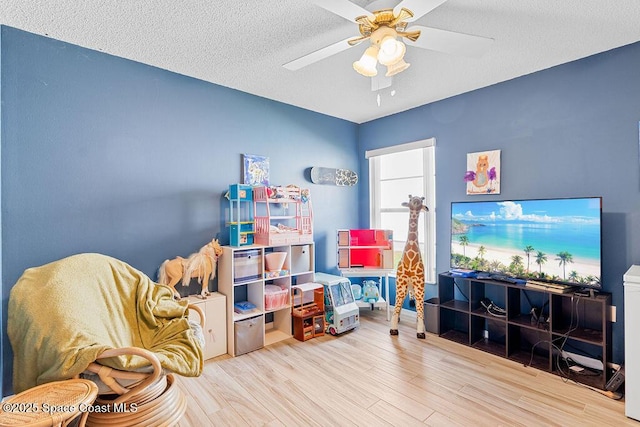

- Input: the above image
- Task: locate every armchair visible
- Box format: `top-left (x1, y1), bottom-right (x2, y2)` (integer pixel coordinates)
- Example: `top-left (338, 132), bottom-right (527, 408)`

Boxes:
top-left (8, 253), bottom-right (205, 425)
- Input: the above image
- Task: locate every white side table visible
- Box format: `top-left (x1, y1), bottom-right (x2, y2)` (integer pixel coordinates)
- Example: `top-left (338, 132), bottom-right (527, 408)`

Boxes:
top-left (339, 268), bottom-right (394, 321)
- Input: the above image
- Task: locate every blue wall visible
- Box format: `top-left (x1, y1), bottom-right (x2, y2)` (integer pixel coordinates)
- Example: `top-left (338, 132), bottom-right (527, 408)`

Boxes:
top-left (0, 26), bottom-right (359, 395)
top-left (359, 41), bottom-right (640, 364)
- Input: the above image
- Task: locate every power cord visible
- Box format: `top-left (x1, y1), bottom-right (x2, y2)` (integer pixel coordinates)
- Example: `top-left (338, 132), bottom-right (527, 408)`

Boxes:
top-left (524, 295), bottom-right (618, 399)
top-left (480, 298), bottom-right (506, 318)
top-left (517, 293), bottom-right (617, 400)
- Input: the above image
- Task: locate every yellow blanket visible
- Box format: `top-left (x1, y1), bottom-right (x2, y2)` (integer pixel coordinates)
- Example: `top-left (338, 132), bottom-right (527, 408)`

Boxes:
top-left (8, 253), bottom-right (203, 393)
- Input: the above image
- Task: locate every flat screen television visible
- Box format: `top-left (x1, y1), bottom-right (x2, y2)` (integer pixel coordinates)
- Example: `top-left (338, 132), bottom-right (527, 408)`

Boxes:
top-left (450, 197), bottom-right (602, 289)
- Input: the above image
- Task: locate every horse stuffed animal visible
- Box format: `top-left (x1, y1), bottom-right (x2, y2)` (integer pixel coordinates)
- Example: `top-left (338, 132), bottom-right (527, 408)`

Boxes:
top-left (158, 239), bottom-right (223, 299)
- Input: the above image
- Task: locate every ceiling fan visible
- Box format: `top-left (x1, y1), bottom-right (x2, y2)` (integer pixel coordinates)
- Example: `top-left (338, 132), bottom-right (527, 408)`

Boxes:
top-left (284, 0), bottom-right (493, 89)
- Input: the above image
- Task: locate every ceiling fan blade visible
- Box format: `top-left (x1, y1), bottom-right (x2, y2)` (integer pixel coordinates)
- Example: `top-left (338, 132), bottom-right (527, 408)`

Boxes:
top-left (394, 0), bottom-right (448, 22)
top-left (309, 0), bottom-right (372, 23)
top-left (283, 38), bottom-right (354, 71)
top-left (405, 26), bottom-right (493, 58)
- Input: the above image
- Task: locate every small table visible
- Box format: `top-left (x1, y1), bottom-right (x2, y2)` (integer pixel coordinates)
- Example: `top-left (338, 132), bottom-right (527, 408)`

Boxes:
top-left (0, 379), bottom-right (98, 427)
top-left (339, 268), bottom-right (394, 321)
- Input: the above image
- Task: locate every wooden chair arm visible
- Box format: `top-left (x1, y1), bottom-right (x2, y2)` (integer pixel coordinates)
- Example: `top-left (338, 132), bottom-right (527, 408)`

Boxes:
top-left (86, 347), bottom-right (162, 404)
top-left (187, 303), bottom-right (206, 328)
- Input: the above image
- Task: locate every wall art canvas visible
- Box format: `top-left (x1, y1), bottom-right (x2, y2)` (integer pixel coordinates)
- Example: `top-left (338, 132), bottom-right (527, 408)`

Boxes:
top-left (464, 149), bottom-right (501, 195)
top-left (243, 154), bottom-right (270, 186)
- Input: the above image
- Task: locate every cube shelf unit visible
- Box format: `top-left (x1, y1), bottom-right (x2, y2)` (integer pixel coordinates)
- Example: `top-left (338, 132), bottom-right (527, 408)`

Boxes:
top-left (227, 184), bottom-right (255, 246)
top-left (253, 186), bottom-right (313, 246)
top-left (438, 272), bottom-right (612, 390)
top-left (219, 242), bottom-right (315, 356)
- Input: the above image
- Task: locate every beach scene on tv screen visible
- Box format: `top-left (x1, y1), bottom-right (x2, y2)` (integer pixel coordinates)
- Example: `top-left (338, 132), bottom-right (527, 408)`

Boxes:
top-left (451, 198), bottom-right (601, 285)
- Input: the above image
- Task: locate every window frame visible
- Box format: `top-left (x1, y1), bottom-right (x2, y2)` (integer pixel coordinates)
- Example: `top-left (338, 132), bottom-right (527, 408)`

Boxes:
top-left (366, 138), bottom-right (436, 284)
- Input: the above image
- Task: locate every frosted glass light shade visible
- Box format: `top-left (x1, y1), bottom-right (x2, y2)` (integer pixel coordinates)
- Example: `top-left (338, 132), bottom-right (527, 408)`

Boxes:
top-left (378, 40), bottom-right (406, 66)
top-left (380, 35), bottom-right (398, 54)
top-left (353, 45), bottom-right (379, 77)
top-left (385, 58), bottom-right (410, 77)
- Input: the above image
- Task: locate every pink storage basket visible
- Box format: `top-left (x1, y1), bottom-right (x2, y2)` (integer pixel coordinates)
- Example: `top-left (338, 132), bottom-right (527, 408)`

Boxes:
top-left (264, 285), bottom-right (288, 311)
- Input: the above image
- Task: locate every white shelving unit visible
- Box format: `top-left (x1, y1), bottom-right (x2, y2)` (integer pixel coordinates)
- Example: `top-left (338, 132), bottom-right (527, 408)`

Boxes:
top-left (218, 242), bottom-right (315, 356)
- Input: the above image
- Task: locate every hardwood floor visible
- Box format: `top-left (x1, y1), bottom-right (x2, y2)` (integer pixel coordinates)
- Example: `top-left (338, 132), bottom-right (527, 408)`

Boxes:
top-left (175, 310), bottom-right (634, 426)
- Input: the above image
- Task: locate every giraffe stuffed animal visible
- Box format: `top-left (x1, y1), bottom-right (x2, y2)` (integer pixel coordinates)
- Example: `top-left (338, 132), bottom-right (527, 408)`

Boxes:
top-left (390, 195), bottom-right (428, 339)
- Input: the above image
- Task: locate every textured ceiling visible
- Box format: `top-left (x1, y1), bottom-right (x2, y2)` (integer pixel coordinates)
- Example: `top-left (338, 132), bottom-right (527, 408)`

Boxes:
top-left (2, 0), bottom-right (640, 123)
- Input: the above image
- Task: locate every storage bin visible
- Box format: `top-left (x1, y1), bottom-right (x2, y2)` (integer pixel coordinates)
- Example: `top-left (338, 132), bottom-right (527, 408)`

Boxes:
top-left (424, 298), bottom-right (440, 334)
top-left (265, 251), bottom-right (287, 272)
top-left (234, 315), bottom-right (264, 356)
top-left (290, 245), bottom-right (311, 273)
top-left (264, 284), bottom-right (288, 311)
top-left (233, 249), bottom-right (262, 283)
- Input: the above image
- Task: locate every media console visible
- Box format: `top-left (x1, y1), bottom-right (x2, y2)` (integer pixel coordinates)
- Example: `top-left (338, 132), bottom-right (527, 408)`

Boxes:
top-left (437, 272), bottom-right (612, 390)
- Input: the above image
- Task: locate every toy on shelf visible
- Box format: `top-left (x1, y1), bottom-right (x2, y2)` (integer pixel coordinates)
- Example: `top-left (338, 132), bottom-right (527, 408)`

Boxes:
top-left (390, 195), bottom-right (428, 339)
top-left (361, 280), bottom-right (380, 304)
top-left (253, 185), bottom-right (313, 246)
top-left (351, 284), bottom-right (362, 300)
top-left (337, 229), bottom-right (394, 269)
top-left (226, 184), bottom-right (255, 246)
top-left (234, 300), bottom-right (257, 314)
top-left (158, 238), bottom-right (223, 299)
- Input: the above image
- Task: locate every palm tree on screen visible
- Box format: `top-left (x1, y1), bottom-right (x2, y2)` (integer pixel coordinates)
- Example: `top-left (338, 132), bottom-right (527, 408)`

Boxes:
top-left (510, 255), bottom-right (524, 274)
top-left (478, 245), bottom-right (486, 259)
top-left (459, 235), bottom-right (469, 257)
top-left (556, 251), bottom-right (574, 280)
top-left (524, 245), bottom-right (535, 272)
top-left (535, 251), bottom-right (547, 274)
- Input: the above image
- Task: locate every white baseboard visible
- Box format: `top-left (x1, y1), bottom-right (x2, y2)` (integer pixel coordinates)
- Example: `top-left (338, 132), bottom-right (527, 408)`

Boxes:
top-left (389, 305), bottom-right (418, 322)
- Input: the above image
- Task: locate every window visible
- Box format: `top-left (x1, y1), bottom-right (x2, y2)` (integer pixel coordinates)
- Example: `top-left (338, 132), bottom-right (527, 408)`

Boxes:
top-left (367, 138), bottom-right (436, 284)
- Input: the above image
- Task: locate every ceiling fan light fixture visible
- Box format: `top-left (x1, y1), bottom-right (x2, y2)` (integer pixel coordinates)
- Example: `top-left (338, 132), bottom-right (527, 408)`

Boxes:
top-left (380, 35), bottom-right (398, 54)
top-left (378, 39), bottom-right (406, 66)
top-left (353, 45), bottom-right (379, 77)
top-left (385, 58), bottom-right (410, 77)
